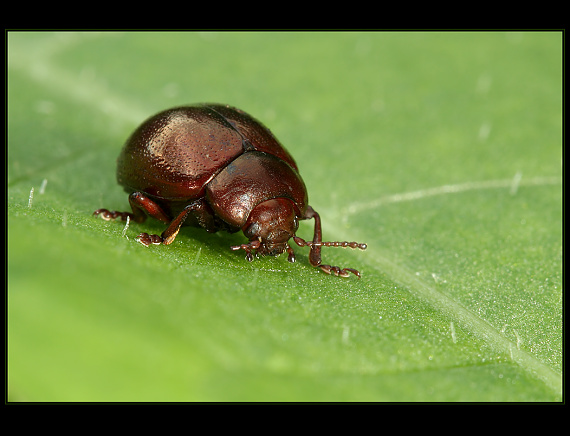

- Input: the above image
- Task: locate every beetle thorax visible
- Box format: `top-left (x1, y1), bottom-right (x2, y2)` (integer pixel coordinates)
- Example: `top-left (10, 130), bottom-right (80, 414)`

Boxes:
top-left (243, 198), bottom-right (299, 256)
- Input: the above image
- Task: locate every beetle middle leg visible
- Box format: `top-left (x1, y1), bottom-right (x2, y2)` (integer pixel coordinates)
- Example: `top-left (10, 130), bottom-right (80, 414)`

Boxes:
top-left (294, 206), bottom-right (367, 278)
top-left (95, 192), bottom-right (171, 245)
top-left (95, 194), bottom-right (218, 247)
top-left (137, 199), bottom-right (218, 246)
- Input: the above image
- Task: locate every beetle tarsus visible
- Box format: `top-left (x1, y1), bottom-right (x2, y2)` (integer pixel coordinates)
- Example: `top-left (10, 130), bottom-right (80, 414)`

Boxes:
top-left (137, 232), bottom-right (163, 246)
top-left (231, 239), bottom-right (261, 262)
top-left (286, 244), bottom-right (296, 263)
top-left (319, 264), bottom-right (361, 278)
top-left (292, 235), bottom-right (366, 277)
top-left (292, 206), bottom-right (367, 277)
top-left (93, 208), bottom-right (135, 222)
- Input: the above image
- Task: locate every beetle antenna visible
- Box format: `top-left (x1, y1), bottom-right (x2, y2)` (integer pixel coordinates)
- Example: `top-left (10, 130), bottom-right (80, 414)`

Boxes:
top-left (294, 206), bottom-right (367, 278)
top-left (293, 237), bottom-right (367, 251)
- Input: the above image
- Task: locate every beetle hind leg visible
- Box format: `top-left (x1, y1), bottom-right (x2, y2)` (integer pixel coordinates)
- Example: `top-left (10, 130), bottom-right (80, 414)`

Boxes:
top-left (94, 192), bottom-right (169, 224)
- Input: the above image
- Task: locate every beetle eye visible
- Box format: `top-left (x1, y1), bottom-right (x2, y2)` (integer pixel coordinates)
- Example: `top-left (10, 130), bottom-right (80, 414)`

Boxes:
top-left (243, 222), bottom-right (261, 240)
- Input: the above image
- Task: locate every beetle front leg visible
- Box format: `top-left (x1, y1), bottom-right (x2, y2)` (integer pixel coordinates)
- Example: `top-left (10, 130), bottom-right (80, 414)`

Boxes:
top-left (230, 238), bottom-right (262, 262)
top-left (296, 206), bottom-right (366, 278)
top-left (286, 243), bottom-right (296, 263)
top-left (293, 234), bottom-right (363, 278)
top-left (317, 264), bottom-right (361, 278)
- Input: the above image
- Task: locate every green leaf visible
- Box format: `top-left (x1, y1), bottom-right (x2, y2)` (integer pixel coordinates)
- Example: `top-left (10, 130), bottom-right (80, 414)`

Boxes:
top-left (8, 31), bottom-right (561, 401)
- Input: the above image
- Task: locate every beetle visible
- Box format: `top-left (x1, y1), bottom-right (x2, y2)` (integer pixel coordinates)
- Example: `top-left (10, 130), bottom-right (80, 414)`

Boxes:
top-left (94, 103), bottom-right (367, 277)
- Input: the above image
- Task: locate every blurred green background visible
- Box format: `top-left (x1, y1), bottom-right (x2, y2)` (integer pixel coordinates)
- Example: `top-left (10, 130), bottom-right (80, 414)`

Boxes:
top-left (7, 31), bottom-right (562, 401)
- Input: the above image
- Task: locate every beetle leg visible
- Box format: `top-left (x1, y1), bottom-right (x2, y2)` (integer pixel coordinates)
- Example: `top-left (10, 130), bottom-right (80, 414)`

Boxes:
top-left (124, 192), bottom-right (171, 246)
top-left (137, 233), bottom-right (163, 246)
top-left (97, 195), bottom-right (219, 247)
top-left (94, 191), bottom-right (169, 224)
top-left (187, 200), bottom-right (219, 233)
top-left (317, 264), bottom-right (361, 278)
top-left (231, 238), bottom-right (261, 262)
top-left (298, 206), bottom-right (366, 278)
top-left (93, 208), bottom-right (135, 222)
top-left (286, 243), bottom-right (296, 263)
top-left (128, 192), bottom-right (171, 223)
top-left (139, 201), bottom-right (216, 246)
top-left (303, 206), bottom-right (323, 268)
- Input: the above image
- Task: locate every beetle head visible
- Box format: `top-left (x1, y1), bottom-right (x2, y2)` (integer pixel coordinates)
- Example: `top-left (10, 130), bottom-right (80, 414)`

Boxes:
top-left (242, 198), bottom-right (299, 256)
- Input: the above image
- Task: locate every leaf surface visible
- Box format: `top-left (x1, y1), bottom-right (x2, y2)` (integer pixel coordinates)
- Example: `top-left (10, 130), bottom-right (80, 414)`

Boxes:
top-left (8, 31), bottom-right (562, 401)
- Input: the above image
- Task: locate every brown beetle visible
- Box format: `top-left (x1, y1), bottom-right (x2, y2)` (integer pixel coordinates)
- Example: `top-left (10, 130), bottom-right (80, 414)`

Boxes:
top-left (94, 104), bottom-right (367, 277)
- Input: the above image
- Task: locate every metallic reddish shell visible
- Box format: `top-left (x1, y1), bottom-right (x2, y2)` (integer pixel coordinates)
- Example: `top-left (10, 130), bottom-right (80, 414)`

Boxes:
top-left (116, 104), bottom-right (299, 201)
top-left (206, 104), bottom-right (298, 171)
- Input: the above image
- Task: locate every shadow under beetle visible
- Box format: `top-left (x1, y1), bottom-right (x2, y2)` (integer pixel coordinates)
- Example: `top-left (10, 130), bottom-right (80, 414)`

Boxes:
top-left (94, 104), bottom-right (367, 277)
